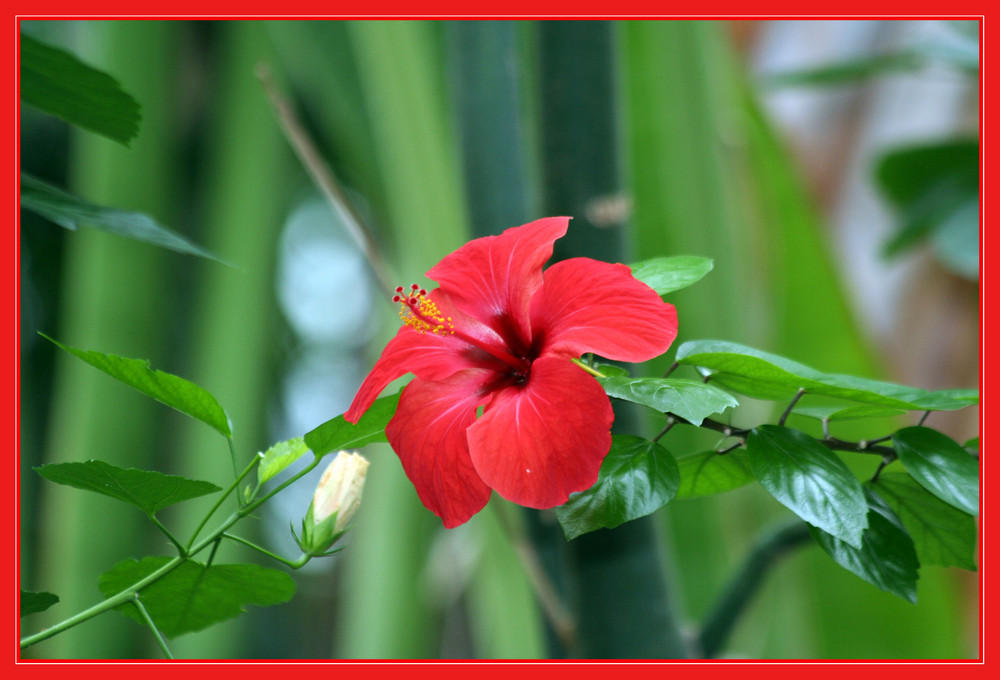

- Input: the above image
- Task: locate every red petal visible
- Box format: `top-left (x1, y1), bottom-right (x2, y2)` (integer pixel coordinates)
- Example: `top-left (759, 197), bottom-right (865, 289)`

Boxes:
top-left (427, 217), bottom-right (569, 344)
top-left (345, 290), bottom-right (507, 423)
top-left (386, 371), bottom-right (494, 528)
top-left (530, 258), bottom-right (678, 362)
top-left (466, 356), bottom-right (613, 509)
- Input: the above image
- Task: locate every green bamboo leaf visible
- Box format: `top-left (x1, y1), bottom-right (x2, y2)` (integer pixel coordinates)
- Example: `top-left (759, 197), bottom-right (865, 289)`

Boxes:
top-left (303, 391), bottom-right (401, 457)
top-left (675, 449), bottom-right (754, 499)
top-left (257, 437), bottom-right (310, 485)
top-left (21, 590), bottom-right (59, 617)
top-left (42, 334), bottom-right (232, 438)
top-left (20, 32), bottom-right (141, 145)
top-left (628, 255), bottom-right (714, 296)
top-left (21, 173), bottom-right (225, 262)
top-left (35, 460), bottom-right (221, 516)
top-left (809, 491), bottom-right (920, 604)
top-left (597, 376), bottom-right (738, 426)
top-left (676, 339), bottom-right (978, 411)
top-left (764, 50), bottom-right (927, 89)
top-left (892, 426), bottom-right (979, 516)
top-left (556, 435), bottom-right (680, 540)
top-left (868, 472), bottom-right (977, 570)
top-left (747, 425), bottom-right (868, 547)
top-left (99, 557), bottom-right (295, 638)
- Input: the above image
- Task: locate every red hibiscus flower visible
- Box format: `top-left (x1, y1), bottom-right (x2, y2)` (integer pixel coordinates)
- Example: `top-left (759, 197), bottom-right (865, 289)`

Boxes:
top-left (345, 217), bottom-right (678, 528)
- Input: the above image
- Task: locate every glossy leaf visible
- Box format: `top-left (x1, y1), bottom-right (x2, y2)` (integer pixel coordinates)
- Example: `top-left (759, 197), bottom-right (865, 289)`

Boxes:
top-left (35, 460), bottom-right (221, 516)
top-left (809, 491), bottom-right (919, 604)
top-left (597, 376), bottom-right (738, 426)
top-left (21, 173), bottom-right (224, 262)
top-left (99, 557), bottom-right (295, 638)
top-left (675, 449), bottom-right (754, 499)
top-left (628, 255), bottom-right (714, 296)
top-left (21, 590), bottom-right (59, 617)
top-left (257, 437), bottom-right (310, 485)
top-left (304, 391), bottom-right (401, 457)
top-left (20, 32), bottom-right (141, 145)
top-left (556, 436), bottom-right (680, 540)
top-left (869, 472), bottom-right (977, 570)
top-left (747, 425), bottom-right (868, 547)
top-left (42, 334), bottom-right (232, 438)
top-left (676, 339), bottom-right (978, 411)
top-left (892, 426), bottom-right (979, 516)
top-left (592, 362), bottom-right (630, 378)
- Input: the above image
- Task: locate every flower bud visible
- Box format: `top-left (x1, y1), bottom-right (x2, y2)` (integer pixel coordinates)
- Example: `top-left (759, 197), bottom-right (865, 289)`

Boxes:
top-left (313, 450), bottom-right (369, 533)
top-left (297, 450), bottom-right (369, 556)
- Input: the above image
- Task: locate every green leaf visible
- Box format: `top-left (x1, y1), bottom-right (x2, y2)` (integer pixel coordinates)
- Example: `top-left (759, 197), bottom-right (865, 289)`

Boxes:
top-left (675, 449), bottom-right (754, 499)
top-left (556, 435), bottom-right (680, 540)
top-left (892, 426), bottom-right (979, 515)
top-left (257, 437), bottom-right (310, 485)
top-left (35, 460), bottom-right (221, 516)
top-left (42, 334), bottom-right (231, 438)
top-left (869, 472), bottom-right (977, 570)
top-left (597, 376), bottom-right (738, 426)
top-left (304, 391), bottom-right (400, 457)
top-left (21, 590), bottom-right (59, 617)
top-left (877, 138), bottom-right (979, 278)
top-left (792, 404), bottom-right (907, 422)
top-left (676, 339), bottom-right (978, 411)
top-left (20, 32), bottom-right (141, 145)
top-left (628, 255), bottom-right (714, 296)
top-left (747, 425), bottom-right (868, 547)
top-left (809, 491), bottom-right (920, 604)
top-left (21, 173), bottom-right (225, 262)
top-left (964, 437), bottom-right (979, 450)
top-left (592, 362), bottom-right (630, 378)
top-left (99, 557), bottom-right (295, 638)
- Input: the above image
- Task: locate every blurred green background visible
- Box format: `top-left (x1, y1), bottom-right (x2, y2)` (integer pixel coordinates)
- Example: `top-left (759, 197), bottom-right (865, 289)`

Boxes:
top-left (19, 19), bottom-right (979, 659)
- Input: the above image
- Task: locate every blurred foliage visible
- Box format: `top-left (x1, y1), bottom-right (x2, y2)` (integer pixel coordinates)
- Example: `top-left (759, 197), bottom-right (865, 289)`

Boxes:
top-left (20, 19), bottom-right (978, 660)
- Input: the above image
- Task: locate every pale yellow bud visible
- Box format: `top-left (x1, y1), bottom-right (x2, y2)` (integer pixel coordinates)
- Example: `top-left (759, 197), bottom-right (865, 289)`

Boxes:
top-left (313, 450), bottom-right (369, 534)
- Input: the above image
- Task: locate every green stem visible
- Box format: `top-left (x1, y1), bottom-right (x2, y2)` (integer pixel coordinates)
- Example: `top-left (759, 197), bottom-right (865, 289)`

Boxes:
top-left (697, 520), bottom-right (813, 658)
top-left (221, 532), bottom-right (311, 569)
top-left (21, 450), bottom-right (323, 650)
top-left (571, 357), bottom-right (606, 378)
top-left (149, 515), bottom-right (187, 557)
top-left (227, 437), bottom-right (241, 496)
top-left (185, 455), bottom-right (260, 552)
top-left (132, 593), bottom-right (173, 659)
top-left (20, 555), bottom-right (183, 649)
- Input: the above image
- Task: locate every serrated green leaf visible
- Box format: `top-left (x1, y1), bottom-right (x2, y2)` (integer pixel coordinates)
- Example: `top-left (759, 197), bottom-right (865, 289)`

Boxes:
top-left (35, 460), bottom-right (221, 516)
top-left (597, 376), bottom-right (738, 426)
top-left (809, 491), bottom-right (920, 604)
top-left (868, 472), bottom-right (977, 570)
top-left (892, 426), bottom-right (979, 515)
top-left (676, 339), bottom-right (978, 411)
top-left (20, 32), bottom-right (141, 145)
top-left (257, 437), bottom-right (310, 485)
top-left (747, 425), bottom-right (868, 547)
top-left (42, 334), bottom-right (231, 438)
top-left (21, 590), bottom-right (59, 617)
top-left (675, 449), bottom-right (754, 499)
top-left (628, 255), bottom-right (714, 296)
top-left (99, 557), bottom-right (295, 638)
top-left (21, 173), bottom-right (225, 262)
top-left (556, 435), bottom-right (679, 540)
top-left (304, 391), bottom-right (400, 457)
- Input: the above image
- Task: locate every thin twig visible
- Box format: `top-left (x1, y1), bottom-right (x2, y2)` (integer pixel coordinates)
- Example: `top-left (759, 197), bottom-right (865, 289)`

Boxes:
top-left (256, 62), bottom-right (395, 299)
top-left (777, 388), bottom-right (806, 427)
top-left (132, 594), bottom-right (173, 659)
